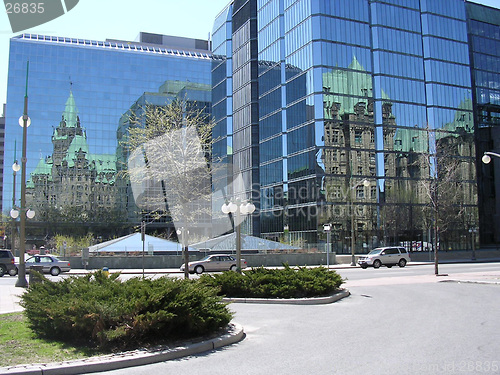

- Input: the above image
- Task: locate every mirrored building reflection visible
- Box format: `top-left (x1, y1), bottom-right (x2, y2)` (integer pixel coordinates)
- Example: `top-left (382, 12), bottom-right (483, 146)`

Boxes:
top-left (4, 33), bottom-right (212, 240)
top-left (212, 0), bottom-right (489, 251)
top-left (3, 0), bottom-right (499, 250)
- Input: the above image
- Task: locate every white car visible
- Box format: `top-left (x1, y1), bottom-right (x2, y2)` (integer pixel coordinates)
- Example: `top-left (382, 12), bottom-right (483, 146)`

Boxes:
top-left (358, 247), bottom-right (410, 269)
top-left (180, 254), bottom-right (247, 274)
top-left (13, 255), bottom-right (71, 276)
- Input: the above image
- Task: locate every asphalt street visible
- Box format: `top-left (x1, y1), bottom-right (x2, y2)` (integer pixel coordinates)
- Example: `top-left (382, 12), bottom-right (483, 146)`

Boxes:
top-left (80, 263), bottom-right (500, 375)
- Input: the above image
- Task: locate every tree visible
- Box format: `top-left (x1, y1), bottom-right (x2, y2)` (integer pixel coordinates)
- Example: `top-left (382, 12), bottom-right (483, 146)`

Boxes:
top-left (415, 127), bottom-right (477, 275)
top-left (120, 98), bottom-right (216, 278)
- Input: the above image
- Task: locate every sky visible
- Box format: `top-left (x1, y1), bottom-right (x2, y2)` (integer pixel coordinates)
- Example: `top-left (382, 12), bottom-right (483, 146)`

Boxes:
top-left (0, 0), bottom-right (499, 109)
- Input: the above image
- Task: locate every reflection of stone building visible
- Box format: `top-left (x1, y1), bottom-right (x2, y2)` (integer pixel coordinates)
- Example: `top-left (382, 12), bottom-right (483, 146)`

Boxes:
top-left (322, 57), bottom-right (395, 237)
top-left (26, 91), bottom-right (117, 217)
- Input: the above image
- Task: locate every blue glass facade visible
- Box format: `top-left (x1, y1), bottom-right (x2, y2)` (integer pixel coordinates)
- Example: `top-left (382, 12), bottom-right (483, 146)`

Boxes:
top-left (213, 0), bottom-right (490, 248)
top-left (4, 34), bottom-right (212, 238)
top-left (468, 2), bottom-right (500, 243)
top-left (3, 0), bottom-right (499, 248)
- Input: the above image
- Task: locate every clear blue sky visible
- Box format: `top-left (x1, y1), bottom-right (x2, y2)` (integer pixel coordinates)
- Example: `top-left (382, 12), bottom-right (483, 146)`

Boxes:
top-left (0, 0), bottom-right (499, 109)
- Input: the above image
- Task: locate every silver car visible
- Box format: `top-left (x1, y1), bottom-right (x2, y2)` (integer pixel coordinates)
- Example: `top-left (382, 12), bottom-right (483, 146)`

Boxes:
top-left (180, 254), bottom-right (247, 274)
top-left (358, 246), bottom-right (410, 269)
top-left (14, 255), bottom-right (71, 276)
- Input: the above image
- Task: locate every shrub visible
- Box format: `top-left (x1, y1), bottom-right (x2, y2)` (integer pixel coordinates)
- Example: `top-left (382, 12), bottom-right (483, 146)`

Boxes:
top-left (20, 271), bottom-right (233, 351)
top-left (200, 265), bottom-right (343, 299)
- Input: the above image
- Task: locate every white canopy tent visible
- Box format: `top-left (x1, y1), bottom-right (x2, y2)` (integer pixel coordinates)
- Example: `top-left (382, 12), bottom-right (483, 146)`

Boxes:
top-left (88, 233), bottom-right (196, 254)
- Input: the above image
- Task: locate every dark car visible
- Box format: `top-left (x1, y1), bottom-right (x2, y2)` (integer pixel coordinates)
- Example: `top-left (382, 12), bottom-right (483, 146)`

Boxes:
top-left (0, 249), bottom-right (17, 277)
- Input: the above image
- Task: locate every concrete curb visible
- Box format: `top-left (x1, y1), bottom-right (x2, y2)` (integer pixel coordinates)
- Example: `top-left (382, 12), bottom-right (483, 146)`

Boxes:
top-left (0, 323), bottom-right (244, 375)
top-left (439, 279), bottom-right (500, 285)
top-left (222, 288), bottom-right (350, 305)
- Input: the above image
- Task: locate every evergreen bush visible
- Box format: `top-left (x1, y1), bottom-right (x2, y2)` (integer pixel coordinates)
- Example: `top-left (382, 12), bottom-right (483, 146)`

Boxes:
top-left (20, 271), bottom-right (233, 351)
top-left (200, 265), bottom-right (344, 299)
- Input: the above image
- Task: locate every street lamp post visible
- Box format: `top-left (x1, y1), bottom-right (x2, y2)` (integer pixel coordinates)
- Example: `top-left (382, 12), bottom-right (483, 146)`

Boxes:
top-left (11, 160), bottom-right (20, 251)
top-left (469, 227), bottom-right (478, 261)
top-left (221, 200), bottom-right (255, 273)
top-left (13, 60), bottom-right (31, 287)
top-left (350, 180), bottom-right (370, 266)
top-left (323, 223), bottom-right (331, 269)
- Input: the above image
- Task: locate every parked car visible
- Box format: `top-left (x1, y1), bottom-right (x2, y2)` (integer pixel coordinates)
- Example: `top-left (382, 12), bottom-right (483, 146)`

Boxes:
top-left (180, 254), bottom-right (247, 274)
top-left (0, 249), bottom-right (17, 277)
top-left (12, 255), bottom-right (71, 276)
top-left (358, 246), bottom-right (410, 269)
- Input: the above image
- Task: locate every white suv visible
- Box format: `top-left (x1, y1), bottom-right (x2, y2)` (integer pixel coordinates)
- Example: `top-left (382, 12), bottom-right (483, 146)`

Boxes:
top-left (358, 246), bottom-right (410, 269)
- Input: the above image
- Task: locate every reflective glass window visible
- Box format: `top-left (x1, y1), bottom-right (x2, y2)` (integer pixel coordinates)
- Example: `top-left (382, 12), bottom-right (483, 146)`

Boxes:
top-left (421, 0), bottom-right (466, 21)
top-left (261, 160), bottom-right (283, 185)
top-left (260, 87), bottom-right (282, 117)
top-left (424, 60), bottom-right (471, 87)
top-left (320, 43), bottom-right (372, 72)
top-left (288, 151), bottom-right (316, 180)
top-left (422, 14), bottom-right (468, 42)
top-left (318, 16), bottom-right (371, 47)
top-left (423, 37), bottom-right (469, 64)
top-left (260, 112), bottom-right (283, 139)
top-left (260, 136), bottom-right (283, 163)
top-left (288, 124), bottom-right (314, 154)
top-left (371, 3), bottom-right (421, 33)
top-left (374, 51), bottom-right (424, 79)
top-left (318, 0), bottom-right (369, 22)
top-left (377, 77), bottom-right (426, 104)
top-left (425, 84), bottom-right (472, 109)
top-left (372, 27), bottom-right (423, 55)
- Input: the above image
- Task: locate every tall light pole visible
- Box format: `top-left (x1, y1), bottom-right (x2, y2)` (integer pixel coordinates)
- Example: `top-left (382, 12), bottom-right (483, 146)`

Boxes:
top-left (469, 227), bottom-right (478, 261)
top-left (350, 179), bottom-right (370, 266)
top-left (11, 157), bottom-right (20, 251)
top-left (13, 61), bottom-right (31, 288)
top-left (221, 200), bottom-right (255, 273)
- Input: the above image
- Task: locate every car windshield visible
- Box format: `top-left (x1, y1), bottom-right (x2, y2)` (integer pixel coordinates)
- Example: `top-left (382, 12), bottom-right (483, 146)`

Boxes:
top-left (368, 249), bottom-right (383, 255)
top-left (200, 255), bottom-right (212, 261)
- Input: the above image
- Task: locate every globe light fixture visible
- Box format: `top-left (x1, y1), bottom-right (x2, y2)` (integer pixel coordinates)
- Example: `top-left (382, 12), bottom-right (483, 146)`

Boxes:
top-left (221, 199), bottom-right (256, 273)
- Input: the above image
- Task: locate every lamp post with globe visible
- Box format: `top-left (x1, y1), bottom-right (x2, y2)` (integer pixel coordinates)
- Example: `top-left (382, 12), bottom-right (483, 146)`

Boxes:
top-left (221, 200), bottom-right (255, 273)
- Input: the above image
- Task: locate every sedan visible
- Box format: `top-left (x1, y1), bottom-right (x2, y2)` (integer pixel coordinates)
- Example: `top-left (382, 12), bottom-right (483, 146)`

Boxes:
top-left (13, 255), bottom-right (71, 276)
top-left (180, 254), bottom-right (247, 274)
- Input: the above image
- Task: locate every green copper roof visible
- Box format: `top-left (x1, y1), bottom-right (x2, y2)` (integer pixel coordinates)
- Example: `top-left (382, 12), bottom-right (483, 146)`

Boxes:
top-left (27, 157), bottom-right (53, 187)
top-left (64, 135), bottom-right (89, 167)
top-left (62, 91), bottom-right (79, 128)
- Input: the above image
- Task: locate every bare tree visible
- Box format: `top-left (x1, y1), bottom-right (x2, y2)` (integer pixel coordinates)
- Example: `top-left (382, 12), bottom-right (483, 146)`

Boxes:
top-left (416, 128), bottom-right (476, 275)
top-left (120, 99), bottom-right (217, 278)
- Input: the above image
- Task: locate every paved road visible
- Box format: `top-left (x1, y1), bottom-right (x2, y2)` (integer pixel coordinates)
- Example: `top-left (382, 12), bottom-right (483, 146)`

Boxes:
top-left (82, 263), bottom-right (500, 375)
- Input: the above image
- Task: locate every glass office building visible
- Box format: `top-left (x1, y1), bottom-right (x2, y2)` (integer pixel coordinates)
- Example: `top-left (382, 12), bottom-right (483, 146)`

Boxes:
top-left (467, 2), bottom-right (500, 243)
top-left (4, 33), bottom-right (212, 239)
top-left (212, 0), bottom-right (490, 249)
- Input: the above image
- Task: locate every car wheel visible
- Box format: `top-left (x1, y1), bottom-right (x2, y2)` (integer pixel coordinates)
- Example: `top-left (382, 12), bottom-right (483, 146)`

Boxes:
top-left (398, 259), bottom-right (407, 268)
top-left (230, 265), bottom-right (237, 271)
top-left (373, 260), bottom-right (382, 269)
top-left (50, 267), bottom-right (61, 276)
top-left (0, 265), bottom-right (6, 277)
top-left (8, 268), bottom-right (18, 276)
top-left (194, 265), bottom-right (204, 274)
top-left (387, 264), bottom-right (393, 268)
top-left (360, 264), bottom-right (368, 269)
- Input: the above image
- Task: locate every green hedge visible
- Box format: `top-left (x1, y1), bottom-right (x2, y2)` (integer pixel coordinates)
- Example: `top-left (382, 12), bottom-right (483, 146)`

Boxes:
top-left (200, 265), bottom-right (344, 299)
top-left (20, 271), bottom-right (232, 351)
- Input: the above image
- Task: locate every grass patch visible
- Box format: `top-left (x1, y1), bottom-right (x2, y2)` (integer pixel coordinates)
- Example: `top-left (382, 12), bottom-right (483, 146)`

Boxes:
top-left (0, 313), bottom-right (98, 367)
